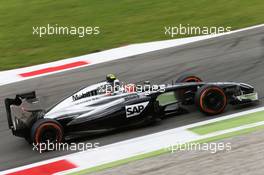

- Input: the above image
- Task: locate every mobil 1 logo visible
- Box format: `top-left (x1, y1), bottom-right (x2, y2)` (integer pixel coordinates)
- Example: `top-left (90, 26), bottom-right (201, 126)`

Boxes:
top-left (125, 101), bottom-right (149, 118)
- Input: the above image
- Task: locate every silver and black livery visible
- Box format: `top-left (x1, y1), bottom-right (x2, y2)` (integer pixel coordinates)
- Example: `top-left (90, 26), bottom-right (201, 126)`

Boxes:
top-left (5, 74), bottom-right (258, 145)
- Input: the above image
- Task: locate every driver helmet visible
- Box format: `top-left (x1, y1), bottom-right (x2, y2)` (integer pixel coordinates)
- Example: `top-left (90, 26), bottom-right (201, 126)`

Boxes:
top-left (106, 74), bottom-right (117, 83)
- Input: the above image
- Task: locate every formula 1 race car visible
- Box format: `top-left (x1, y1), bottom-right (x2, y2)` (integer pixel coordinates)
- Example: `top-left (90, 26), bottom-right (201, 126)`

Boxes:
top-left (5, 74), bottom-right (258, 145)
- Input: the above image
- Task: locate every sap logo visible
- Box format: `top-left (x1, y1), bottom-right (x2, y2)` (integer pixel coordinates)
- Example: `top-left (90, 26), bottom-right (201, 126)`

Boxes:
top-left (125, 101), bottom-right (149, 118)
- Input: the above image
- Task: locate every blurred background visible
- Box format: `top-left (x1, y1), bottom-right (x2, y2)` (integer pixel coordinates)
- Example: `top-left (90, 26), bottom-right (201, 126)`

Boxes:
top-left (0, 0), bottom-right (264, 70)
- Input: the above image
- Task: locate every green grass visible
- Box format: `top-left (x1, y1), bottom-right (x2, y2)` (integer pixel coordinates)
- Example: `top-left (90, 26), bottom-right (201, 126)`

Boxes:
top-left (156, 92), bottom-right (177, 105)
top-left (68, 124), bottom-right (264, 175)
top-left (189, 111), bottom-right (264, 135)
top-left (1, 0), bottom-right (264, 70)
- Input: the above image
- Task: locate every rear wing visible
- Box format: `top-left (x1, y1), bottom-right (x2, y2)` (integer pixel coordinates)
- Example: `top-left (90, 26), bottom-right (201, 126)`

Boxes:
top-left (5, 91), bottom-right (36, 129)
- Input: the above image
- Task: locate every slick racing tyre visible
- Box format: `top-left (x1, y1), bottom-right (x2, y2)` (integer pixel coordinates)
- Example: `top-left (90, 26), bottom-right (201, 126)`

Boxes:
top-left (31, 119), bottom-right (63, 148)
top-left (195, 85), bottom-right (227, 115)
top-left (176, 75), bottom-right (203, 105)
top-left (176, 74), bottom-right (202, 83)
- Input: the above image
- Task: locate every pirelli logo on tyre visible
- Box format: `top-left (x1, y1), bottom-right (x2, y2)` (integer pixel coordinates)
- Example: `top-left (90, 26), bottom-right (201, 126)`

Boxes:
top-left (125, 101), bottom-right (149, 118)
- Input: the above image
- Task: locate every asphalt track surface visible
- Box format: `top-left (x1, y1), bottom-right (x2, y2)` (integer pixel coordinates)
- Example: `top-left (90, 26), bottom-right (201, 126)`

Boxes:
top-left (0, 26), bottom-right (264, 171)
top-left (90, 130), bottom-right (264, 175)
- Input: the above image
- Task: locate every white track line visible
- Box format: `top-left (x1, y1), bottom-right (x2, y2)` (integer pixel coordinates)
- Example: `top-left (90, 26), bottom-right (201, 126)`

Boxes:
top-left (60, 107), bottom-right (264, 175)
top-left (1, 24), bottom-right (264, 174)
top-left (200, 121), bottom-right (264, 139)
top-left (0, 24), bottom-right (263, 86)
top-left (1, 106), bottom-right (264, 175)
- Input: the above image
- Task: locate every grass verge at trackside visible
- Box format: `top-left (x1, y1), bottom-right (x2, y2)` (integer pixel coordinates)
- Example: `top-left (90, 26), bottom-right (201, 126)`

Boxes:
top-left (68, 124), bottom-right (264, 175)
top-left (189, 110), bottom-right (264, 135)
top-left (1, 0), bottom-right (264, 70)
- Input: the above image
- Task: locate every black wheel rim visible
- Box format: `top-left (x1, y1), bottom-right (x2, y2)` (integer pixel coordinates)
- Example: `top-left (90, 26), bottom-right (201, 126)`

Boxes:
top-left (203, 90), bottom-right (225, 112)
top-left (40, 127), bottom-right (59, 144)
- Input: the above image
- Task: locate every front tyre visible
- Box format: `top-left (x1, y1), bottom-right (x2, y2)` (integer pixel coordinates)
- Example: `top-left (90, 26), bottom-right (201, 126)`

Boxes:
top-left (176, 74), bottom-right (202, 83)
top-left (31, 119), bottom-right (63, 149)
top-left (176, 74), bottom-right (203, 105)
top-left (195, 85), bottom-right (227, 115)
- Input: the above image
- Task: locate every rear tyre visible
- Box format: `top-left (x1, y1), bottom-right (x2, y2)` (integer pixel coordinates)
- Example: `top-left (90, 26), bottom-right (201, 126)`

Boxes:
top-left (195, 85), bottom-right (227, 115)
top-left (31, 119), bottom-right (63, 149)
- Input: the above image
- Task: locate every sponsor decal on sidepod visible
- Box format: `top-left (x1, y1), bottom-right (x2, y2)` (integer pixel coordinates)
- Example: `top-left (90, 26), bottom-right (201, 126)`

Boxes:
top-left (125, 101), bottom-right (149, 118)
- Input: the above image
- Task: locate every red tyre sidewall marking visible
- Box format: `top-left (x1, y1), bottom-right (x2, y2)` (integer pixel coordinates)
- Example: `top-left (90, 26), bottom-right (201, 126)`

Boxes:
top-left (35, 122), bottom-right (63, 144)
top-left (179, 77), bottom-right (202, 97)
top-left (183, 77), bottom-right (202, 82)
top-left (199, 87), bottom-right (227, 114)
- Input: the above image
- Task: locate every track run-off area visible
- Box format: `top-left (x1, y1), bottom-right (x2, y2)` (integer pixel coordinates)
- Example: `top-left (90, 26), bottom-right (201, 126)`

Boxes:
top-left (0, 25), bottom-right (264, 174)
